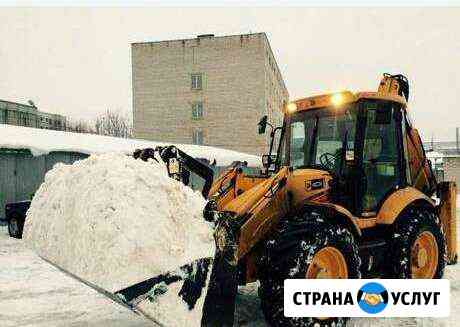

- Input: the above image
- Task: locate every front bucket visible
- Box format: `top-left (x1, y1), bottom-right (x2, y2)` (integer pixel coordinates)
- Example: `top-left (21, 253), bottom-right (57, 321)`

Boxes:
top-left (41, 256), bottom-right (214, 327)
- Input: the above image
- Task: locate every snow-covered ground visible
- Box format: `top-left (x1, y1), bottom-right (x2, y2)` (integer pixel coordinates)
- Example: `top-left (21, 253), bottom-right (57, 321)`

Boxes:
top-left (0, 223), bottom-right (265, 327)
top-left (0, 151), bottom-right (458, 326)
top-left (1, 221), bottom-right (459, 327)
top-left (0, 224), bottom-right (150, 327)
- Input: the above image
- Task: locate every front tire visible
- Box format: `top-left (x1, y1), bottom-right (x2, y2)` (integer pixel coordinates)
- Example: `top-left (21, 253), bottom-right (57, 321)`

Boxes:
top-left (8, 216), bottom-right (23, 239)
top-left (258, 214), bottom-right (361, 327)
top-left (386, 207), bottom-right (446, 279)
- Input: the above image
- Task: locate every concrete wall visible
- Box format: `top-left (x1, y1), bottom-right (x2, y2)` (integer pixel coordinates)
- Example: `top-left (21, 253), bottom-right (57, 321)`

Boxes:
top-left (132, 33), bottom-right (288, 156)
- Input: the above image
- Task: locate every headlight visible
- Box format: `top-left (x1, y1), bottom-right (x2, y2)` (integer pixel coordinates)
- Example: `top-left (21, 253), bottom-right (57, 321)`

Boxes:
top-left (331, 93), bottom-right (344, 107)
top-left (286, 102), bottom-right (297, 113)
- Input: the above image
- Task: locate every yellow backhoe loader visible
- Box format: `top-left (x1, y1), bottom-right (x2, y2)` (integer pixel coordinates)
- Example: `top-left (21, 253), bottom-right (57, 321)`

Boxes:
top-left (45, 74), bottom-right (458, 327)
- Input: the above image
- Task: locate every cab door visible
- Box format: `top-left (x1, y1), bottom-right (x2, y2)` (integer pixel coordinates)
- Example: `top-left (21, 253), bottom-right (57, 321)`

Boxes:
top-left (360, 101), bottom-right (402, 213)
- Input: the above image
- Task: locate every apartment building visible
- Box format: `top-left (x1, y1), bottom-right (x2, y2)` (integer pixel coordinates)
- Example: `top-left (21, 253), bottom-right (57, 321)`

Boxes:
top-left (132, 33), bottom-right (288, 156)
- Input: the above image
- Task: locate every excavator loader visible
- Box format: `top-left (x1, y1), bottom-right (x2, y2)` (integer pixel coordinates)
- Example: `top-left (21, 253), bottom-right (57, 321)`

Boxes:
top-left (41, 74), bottom-right (457, 327)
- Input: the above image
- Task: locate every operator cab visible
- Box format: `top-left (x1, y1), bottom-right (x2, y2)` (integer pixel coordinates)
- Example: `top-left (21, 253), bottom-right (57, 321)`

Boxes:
top-left (259, 88), bottom-right (430, 218)
top-left (288, 98), bottom-right (402, 215)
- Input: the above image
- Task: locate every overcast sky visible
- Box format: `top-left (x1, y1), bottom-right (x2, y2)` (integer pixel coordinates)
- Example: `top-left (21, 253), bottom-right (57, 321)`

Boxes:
top-left (0, 7), bottom-right (459, 141)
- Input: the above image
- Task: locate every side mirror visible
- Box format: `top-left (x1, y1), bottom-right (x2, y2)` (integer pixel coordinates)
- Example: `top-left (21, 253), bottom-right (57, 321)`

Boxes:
top-left (258, 115), bottom-right (268, 134)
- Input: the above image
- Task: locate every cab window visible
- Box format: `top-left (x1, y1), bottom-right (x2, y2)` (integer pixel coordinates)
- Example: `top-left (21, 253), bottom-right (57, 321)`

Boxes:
top-left (362, 101), bottom-right (400, 211)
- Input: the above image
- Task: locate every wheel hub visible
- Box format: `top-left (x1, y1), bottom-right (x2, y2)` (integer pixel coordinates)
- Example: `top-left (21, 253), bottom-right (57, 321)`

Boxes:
top-left (306, 247), bottom-right (348, 279)
top-left (411, 231), bottom-right (438, 278)
top-left (415, 247), bottom-right (428, 268)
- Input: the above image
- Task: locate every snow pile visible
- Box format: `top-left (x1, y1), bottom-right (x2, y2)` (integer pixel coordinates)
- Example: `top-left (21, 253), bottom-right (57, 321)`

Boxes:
top-left (23, 153), bottom-right (214, 293)
top-left (0, 124), bottom-right (260, 167)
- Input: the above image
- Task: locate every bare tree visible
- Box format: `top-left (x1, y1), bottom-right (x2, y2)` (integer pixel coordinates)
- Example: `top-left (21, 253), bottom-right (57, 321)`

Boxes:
top-left (65, 110), bottom-right (133, 138)
top-left (94, 109), bottom-right (133, 138)
top-left (66, 118), bottom-right (95, 134)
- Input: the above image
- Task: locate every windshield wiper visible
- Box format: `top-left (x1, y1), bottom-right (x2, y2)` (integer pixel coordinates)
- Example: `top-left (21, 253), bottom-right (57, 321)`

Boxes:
top-left (308, 115), bottom-right (320, 165)
top-left (338, 129), bottom-right (349, 178)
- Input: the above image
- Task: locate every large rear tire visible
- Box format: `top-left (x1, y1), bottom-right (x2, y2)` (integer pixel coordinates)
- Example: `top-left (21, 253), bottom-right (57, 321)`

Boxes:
top-left (386, 207), bottom-right (446, 279)
top-left (258, 214), bottom-right (361, 327)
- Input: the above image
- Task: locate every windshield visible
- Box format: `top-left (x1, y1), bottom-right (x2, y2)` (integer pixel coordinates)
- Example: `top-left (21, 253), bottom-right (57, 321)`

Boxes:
top-left (289, 105), bottom-right (358, 174)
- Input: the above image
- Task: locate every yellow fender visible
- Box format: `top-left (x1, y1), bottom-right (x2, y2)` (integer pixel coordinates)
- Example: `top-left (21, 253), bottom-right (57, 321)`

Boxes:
top-left (376, 187), bottom-right (435, 225)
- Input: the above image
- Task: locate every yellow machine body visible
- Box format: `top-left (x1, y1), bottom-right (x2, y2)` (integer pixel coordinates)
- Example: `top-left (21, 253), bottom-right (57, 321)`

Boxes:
top-left (206, 74), bottom-right (457, 283)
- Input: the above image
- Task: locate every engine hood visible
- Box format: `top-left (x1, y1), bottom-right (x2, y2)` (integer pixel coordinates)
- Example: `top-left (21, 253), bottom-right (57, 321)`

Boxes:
top-left (285, 168), bottom-right (333, 209)
top-left (221, 167), bottom-right (332, 219)
top-left (222, 167), bottom-right (289, 217)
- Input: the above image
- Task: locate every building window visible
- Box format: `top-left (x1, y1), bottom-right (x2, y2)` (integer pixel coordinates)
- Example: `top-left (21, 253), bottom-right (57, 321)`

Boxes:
top-left (192, 102), bottom-right (203, 119)
top-left (191, 73), bottom-right (202, 90)
top-left (193, 129), bottom-right (204, 145)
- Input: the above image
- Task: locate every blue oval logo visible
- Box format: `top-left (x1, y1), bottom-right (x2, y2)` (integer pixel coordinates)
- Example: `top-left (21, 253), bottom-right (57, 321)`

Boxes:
top-left (357, 282), bottom-right (389, 314)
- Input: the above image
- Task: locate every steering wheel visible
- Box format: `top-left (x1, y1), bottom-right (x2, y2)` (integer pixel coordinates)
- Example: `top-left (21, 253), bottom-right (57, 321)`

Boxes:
top-left (319, 152), bottom-right (338, 171)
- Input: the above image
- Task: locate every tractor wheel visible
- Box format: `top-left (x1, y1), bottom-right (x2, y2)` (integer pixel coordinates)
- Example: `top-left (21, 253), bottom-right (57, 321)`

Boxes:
top-left (258, 215), bottom-right (361, 327)
top-left (386, 207), bottom-right (446, 279)
top-left (8, 216), bottom-right (23, 239)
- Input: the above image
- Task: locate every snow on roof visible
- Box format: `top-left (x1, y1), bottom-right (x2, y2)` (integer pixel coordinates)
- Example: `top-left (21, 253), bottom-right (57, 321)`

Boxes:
top-left (0, 124), bottom-right (261, 167)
